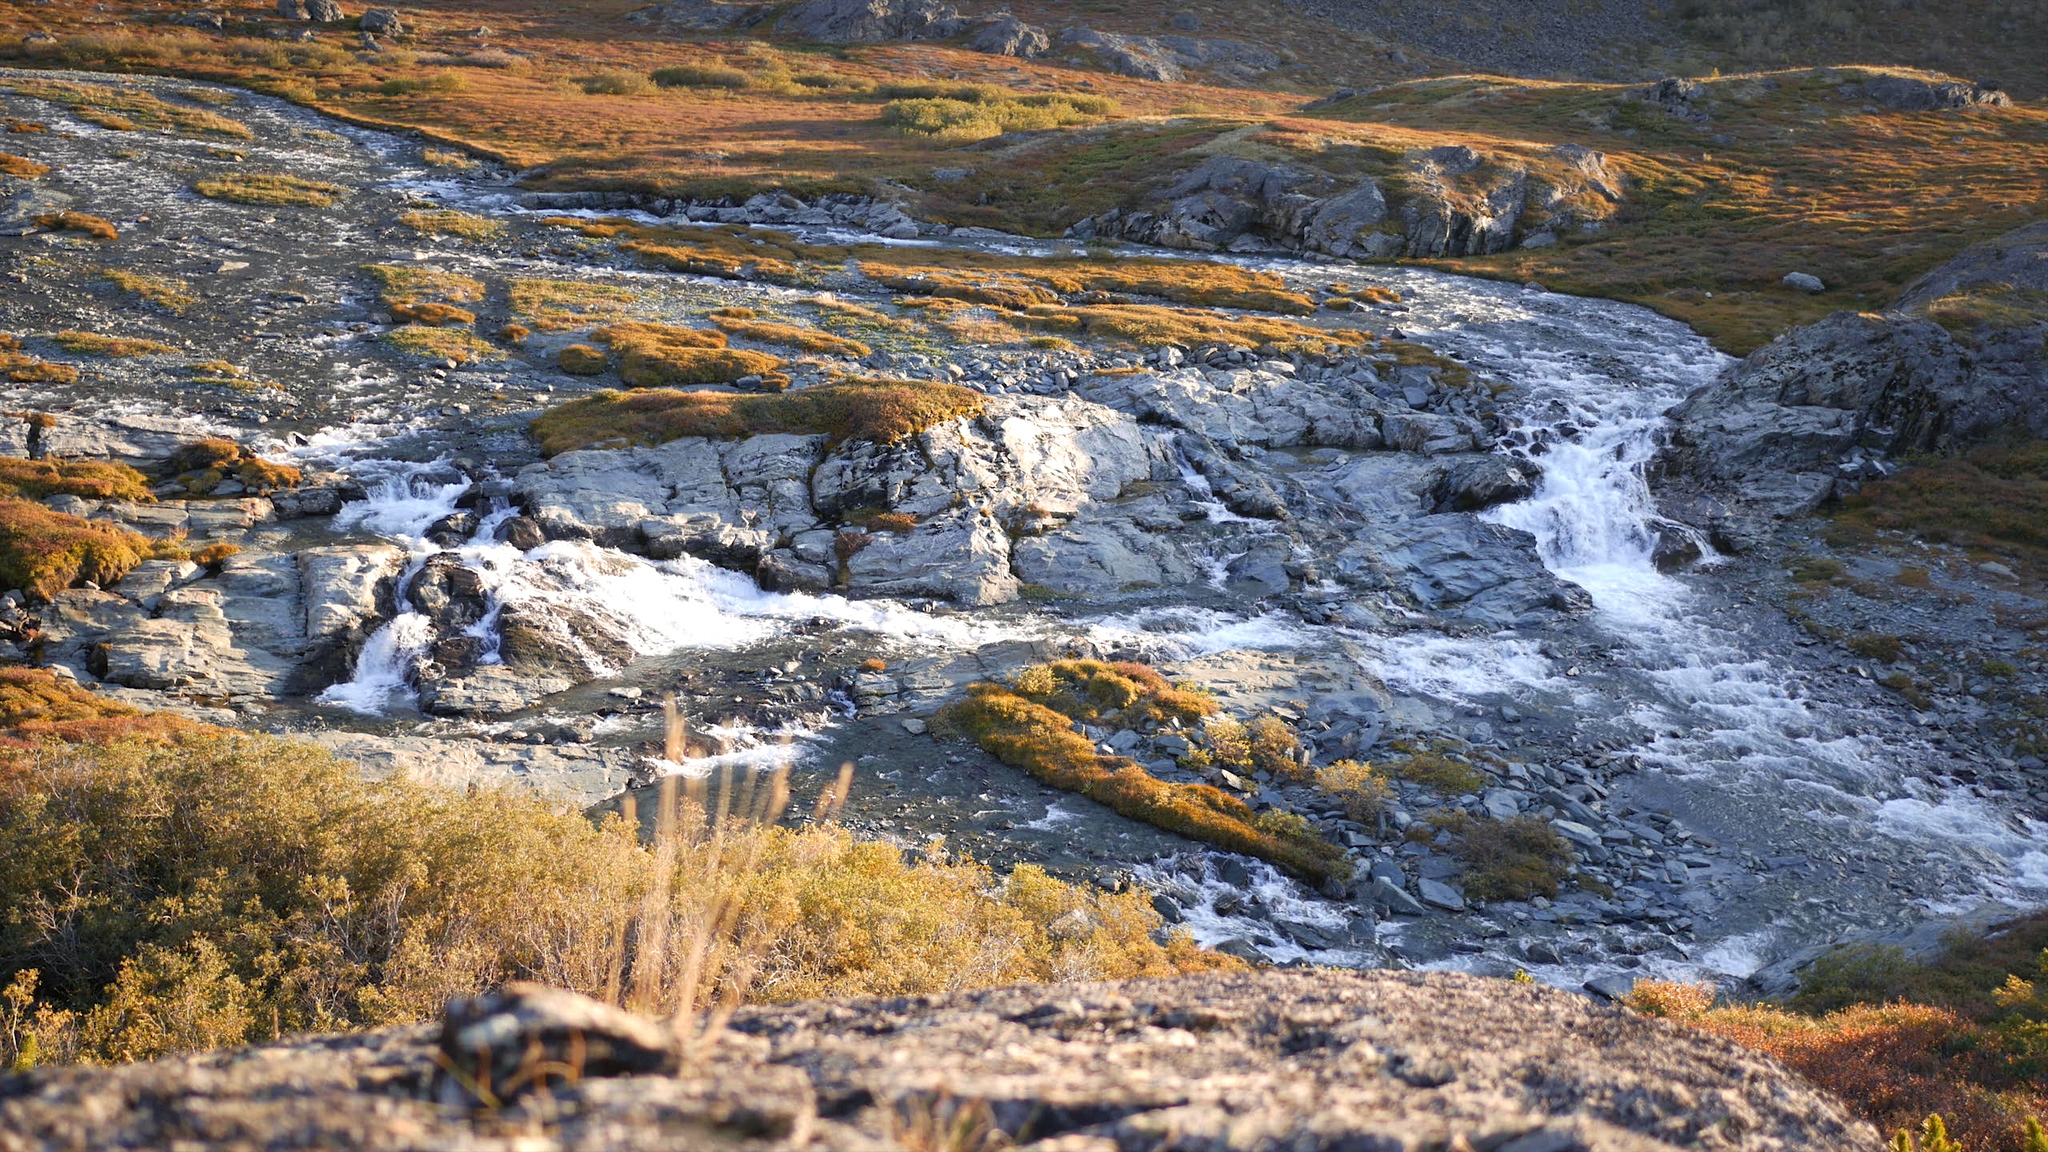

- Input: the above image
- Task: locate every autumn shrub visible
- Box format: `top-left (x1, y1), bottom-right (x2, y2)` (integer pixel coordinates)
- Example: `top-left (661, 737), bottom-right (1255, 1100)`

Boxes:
top-left (397, 209), bottom-right (504, 240)
top-left (0, 500), bottom-right (150, 599)
top-left (651, 63), bottom-right (751, 89)
top-left (390, 301), bottom-right (477, 326)
top-left (0, 731), bottom-right (1233, 1067)
top-left (531, 378), bottom-right (983, 455)
top-left (937, 666), bottom-right (1349, 885)
top-left (1315, 759), bottom-right (1391, 822)
top-left (712, 316), bottom-right (871, 358)
top-left (102, 269), bottom-right (194, 311)
top-left (558, 343), bottom-right (609, 375)
top-left (1835, 439), bottom-right (2048, 579)
top-left (509, 277), bottom-right (636, 331)
top-left (1848, 631), bottom-right (1907, 663)
top-left (580, 70), bottom-right (651, 96)
top-left (365, 263), bottom-right (486, 305)
top-left (1629, 914), bottom-right (2048, 1152)
top-left (384, 325), bottom-right (499, 363)
top-left (31, 211), bottom-right (116, 240)
top-left (1392, 746), bottom-right (1488, 793)
top-left (164, 438), bottom-right (300, 495)
top-left (0, 668), bottom-right (205, 750)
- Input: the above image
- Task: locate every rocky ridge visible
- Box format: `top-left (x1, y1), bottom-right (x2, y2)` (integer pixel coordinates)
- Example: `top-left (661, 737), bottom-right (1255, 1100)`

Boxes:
top-left (0, 972), bottom-right (1878, 1151)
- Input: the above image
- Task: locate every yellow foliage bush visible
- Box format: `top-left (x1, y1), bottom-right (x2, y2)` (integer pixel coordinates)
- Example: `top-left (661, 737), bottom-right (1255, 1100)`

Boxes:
top-left (0, 731), bottom-right (1232, 1066)
top-left (1315, 759), bottom-right (1391, 823)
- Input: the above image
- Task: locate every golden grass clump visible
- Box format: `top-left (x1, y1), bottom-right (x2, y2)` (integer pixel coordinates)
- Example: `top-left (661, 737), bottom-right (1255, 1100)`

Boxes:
top-left (102, 269), bottom-right (195, 312)
top-left (383, 325), bottom-right (501, 364)
top-left (192, 172), bottom-right (342, 207)
top-left (1014, 303), bottom-right (1371, 353)
top-left (397, 208), bottom-right (505, 240)
top-left (712, 315), bottom-right (871, 358)
top-left (1428, 810), bottom-right (1574, 902)
top-left (389, 301), bottom-right (478, 327)
top-left (1315, 759), bottom-right (1391, 823)
top-left (31, 211), bottom-right (116, 241)
top-left (592, 321), bottom-right (786, 387)
top-left (0, 500), bottom-right (151, 600)
top-left (558, 344), bottom-right (609, 375)
top-left (879, 91), bottom-right (1119, 141)
top-left (0, 152), bottom-right (49, 178)
top-left (531, 378), bottom-right (985, 455)
top-left (938, 661), bottom-right (1351, 885)
top-left (0, 458), bottom-right (152, 503)
top-left (52, 331), bottom-right (171, 358)
top-left (365, 263), bottom-right (486, 306)
top-left (508, 277), bottom-right (637, 332)
top-left (0, 335), bottom-right (77, 384)
top-left (0, 727), bottom-right (1233, 1067)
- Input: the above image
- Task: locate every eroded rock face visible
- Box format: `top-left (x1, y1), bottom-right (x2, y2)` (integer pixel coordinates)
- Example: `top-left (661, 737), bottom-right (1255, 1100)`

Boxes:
top-left (0, 971), bottom-right (1879, 1151)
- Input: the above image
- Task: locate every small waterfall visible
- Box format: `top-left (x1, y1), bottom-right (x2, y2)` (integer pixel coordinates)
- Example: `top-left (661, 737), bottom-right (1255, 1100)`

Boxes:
top-left (317, 461), bottom-right (473, 715)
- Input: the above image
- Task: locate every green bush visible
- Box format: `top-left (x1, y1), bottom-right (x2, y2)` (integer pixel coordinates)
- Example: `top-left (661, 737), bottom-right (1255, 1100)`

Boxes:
top-left (651, 63), bottom-right (751, 90)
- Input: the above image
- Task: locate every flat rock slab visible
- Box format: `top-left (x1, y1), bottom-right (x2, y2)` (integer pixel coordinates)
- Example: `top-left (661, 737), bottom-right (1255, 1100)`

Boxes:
top-left (0, 971), bottom-right (1876, 1151)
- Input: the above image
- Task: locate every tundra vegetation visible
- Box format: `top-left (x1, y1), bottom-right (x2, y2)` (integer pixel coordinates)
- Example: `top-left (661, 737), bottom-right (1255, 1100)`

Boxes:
top-left (936, 660), bottom-right (1352, 885)
top-left (1627, 912), bottom-right (2048, 1151)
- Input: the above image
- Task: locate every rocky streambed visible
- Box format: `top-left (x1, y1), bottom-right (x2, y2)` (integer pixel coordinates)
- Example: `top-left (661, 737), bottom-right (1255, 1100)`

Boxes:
top-left (3, 68), bottom-right (2044, 997)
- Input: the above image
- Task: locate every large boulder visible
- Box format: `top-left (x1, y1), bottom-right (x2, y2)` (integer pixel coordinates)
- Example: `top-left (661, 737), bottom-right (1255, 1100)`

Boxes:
top-left (966, 12), bottom-right (1047, 57)
top-left (0, 971), bottom-right (1879, 1150)
top-left (777, 0), bottom-right (964, 42)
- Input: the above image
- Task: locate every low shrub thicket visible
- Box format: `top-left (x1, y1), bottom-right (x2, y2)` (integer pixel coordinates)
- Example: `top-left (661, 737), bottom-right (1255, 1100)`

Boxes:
top-left (31, 211), bottom-right (116, 240)
top-left (0, 458), bottom-right (151, 503)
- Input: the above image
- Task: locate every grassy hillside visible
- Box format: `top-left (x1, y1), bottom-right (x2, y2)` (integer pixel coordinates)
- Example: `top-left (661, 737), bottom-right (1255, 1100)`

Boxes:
top-left (1, 3), bottom-right (2042, 351)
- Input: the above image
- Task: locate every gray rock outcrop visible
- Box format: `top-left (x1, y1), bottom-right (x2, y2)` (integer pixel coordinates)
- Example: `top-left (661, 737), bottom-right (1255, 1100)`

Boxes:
top-left (1855, 74), bottom-right (2011, 111)
top-left (0, 971), bottom-right (1879, 1151)
top-left (1071, 145), bottom-right (1621, 260)
top-left (966, 12), bottom-right (1048, 57)
top-left (358, 7), bottom-right (403, 34)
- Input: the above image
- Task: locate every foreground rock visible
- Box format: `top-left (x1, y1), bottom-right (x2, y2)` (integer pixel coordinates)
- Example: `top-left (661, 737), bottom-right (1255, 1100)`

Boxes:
top-left (0, 971), bottom-right (1877, 1151)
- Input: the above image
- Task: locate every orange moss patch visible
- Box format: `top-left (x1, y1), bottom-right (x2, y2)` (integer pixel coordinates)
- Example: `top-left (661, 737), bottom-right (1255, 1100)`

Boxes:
top-left (711, 316), bottom-right (870, 358)
top-left (390, 301), bottom-right (478, 326)
top-left (52, 331), bottom-right (170, 357)
top-left (0, 500), bottom-right (151, 600)
top-left (0, 334), bottom-right (77, 384)
top-left (530, 378), bottom-right (984, 455)
top-left (591, 321), bottom-right (785, 387)
top-left (938, 662), bottom-right (1350, 884)
top-left (0, 668), bottom-right (211, 750)
top-left (0, 458), bottom-right (152, 503)
top-left (0, 152), bottom-right (50, 178)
